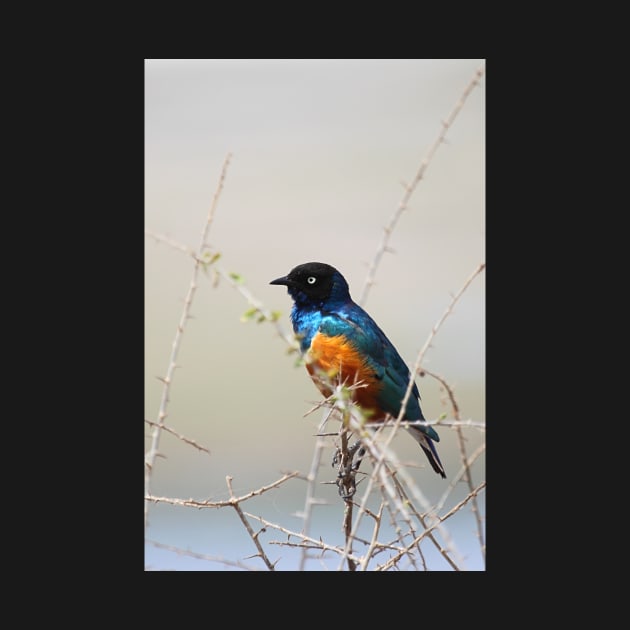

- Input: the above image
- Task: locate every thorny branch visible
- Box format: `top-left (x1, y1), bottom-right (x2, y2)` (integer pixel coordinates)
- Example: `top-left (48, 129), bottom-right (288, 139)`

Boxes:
top-left (359, 64), bottom-right (484, 305)
top-left (144, 419), bottom-right (210, 455)
top-left (423, 368), bottom-right (486, 559)
top-left (145, 153), bottom-right (232, 529)
top-left (146, 539), bottom-right (263, 571)
top-left (145, 471), bottom-right (299, 509)
top-left (226, 475), bottom-right (277, 570)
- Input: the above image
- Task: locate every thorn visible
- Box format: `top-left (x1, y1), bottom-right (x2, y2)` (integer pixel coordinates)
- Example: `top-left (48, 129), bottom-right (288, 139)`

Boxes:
top-left (244, 553), bottom-right (261, 560)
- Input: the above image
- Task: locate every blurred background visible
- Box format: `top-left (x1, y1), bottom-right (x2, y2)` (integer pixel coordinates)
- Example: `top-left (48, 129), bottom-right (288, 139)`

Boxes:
top-left (145, 59), bottom-right (485, 570)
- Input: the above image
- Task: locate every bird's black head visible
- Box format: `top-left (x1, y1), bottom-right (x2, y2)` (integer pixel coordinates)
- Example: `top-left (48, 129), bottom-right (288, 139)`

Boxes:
top-left (270, 261), bottom-right (350, 306)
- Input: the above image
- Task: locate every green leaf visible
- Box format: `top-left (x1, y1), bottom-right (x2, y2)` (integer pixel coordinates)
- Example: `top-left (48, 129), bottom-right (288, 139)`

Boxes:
top-left (240, 307), bottom-right (258, 323)
top-left (200, 251), bottom-right (221, 277)
top-left (229, 272), bottom-right (244, 285)
top-left (200, 250), bottom-right (221, 264)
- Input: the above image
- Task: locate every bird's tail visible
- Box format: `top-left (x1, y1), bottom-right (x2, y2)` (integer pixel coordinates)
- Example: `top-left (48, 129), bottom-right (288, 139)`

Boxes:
top-left (407, 425), bottom-right (446, 478)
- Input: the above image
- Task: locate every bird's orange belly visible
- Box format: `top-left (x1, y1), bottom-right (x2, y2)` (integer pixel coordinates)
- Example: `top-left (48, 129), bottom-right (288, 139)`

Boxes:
top-left (306, 332), bottom-right (383, 419)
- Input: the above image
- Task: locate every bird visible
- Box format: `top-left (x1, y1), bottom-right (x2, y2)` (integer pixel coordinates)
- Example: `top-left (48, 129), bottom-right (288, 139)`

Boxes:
top-left (270, 261), bottom-right (446, 478)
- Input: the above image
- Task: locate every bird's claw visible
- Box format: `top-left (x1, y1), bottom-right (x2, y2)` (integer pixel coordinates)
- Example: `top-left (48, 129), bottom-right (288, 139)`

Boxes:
top-left (336, 475), bottom-right (356, 500)
top-left (332, 440), bottom-right (366, 500)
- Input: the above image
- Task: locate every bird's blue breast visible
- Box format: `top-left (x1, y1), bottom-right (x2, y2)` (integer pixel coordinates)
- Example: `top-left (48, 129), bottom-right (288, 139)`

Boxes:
top-left (291, 298), bottom-right (369, 347)
top-left (291, 306), bottom-right (325, 353)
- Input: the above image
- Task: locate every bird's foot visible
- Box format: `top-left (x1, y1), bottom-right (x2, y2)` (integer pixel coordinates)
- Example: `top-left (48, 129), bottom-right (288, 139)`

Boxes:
top-left (336, 475), bottom-right (356, 500)
top-left (332, 440), bottom-right (366, 500)
top-left (351, 444), bottom-right (366, 472)
top-left (332, 440), bottom-right (365, 468)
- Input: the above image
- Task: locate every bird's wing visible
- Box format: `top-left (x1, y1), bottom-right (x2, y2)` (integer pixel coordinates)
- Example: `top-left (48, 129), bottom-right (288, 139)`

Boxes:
top-left (318, 306), bottom-right (425, 420)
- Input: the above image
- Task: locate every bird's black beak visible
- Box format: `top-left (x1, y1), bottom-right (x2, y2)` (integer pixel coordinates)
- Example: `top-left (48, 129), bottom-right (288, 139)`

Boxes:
top-left (270, 275), bottom-right (290, 286)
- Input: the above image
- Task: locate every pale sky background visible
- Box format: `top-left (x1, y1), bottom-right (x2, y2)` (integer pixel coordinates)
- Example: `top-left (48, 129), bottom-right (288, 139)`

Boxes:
top-left (145, 58), bottom-right (485, 571)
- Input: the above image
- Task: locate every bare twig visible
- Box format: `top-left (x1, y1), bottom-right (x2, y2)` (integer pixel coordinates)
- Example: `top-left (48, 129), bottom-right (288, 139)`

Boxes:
top-left (144, 230), bottom-right (195, 257)
top-left (388, 468), bottom-right (461, 571)
top-left (146, 539), bottom-right (262, 571)
top-left (435, 444), bottom-right (485, 513)
top-left (144, 419), bottom-right (210, 455)
top-left (295, 435), bottom-right (330, 571)
top-left (397, 262), bottom-right (486, 436)
top-left (423, 368), bottom-right (486, 560)
top-left (337, 427), bottom-right (357, 571)
top-left (352, 417), bottom-right (485, 431)
top-left (145, 153), bottom-right (232, 529)
top-left (337, 407), bottom-right (468, 570)
top-left (335, 412), bottom-right (448, 570)
top-left (359, 502), bottom-right (385, 571)
top-left (226, 475), bottom-right (277, 570)
top-left (244, 512), bottom-right (363, 565)
top-left (145, 471), bottom-right (299, 508)
top-left (359, 64), bottom-right (484, 305)
top-left (217, 266), bottom-right (296, 348)
top-left (376, 481), bottom-right (486, 571)
top-left (144, 229), bottom-right (297, 350)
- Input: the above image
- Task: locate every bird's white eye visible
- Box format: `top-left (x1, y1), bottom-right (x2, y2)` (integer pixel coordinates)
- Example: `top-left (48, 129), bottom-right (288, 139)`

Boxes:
top-left (307, 276), bottom-right (317, 285)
